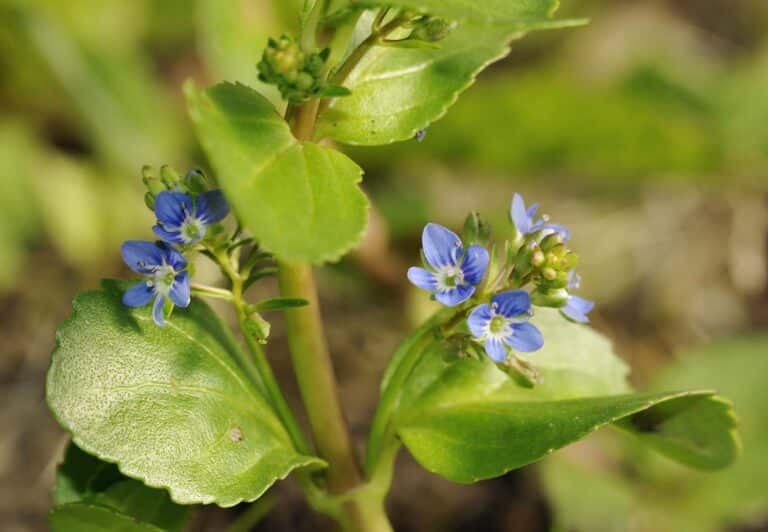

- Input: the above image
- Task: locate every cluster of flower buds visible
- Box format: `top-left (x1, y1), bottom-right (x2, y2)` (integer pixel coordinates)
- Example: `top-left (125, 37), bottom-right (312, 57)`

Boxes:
top-left (257, 35), bottom-right (348, 104)
top-left (407, 192), bottom-right (594, 375)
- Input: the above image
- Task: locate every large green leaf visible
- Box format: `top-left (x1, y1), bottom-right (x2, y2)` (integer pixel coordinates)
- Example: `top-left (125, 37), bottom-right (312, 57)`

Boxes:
top-left (373, 309), bottom-right (738, 482)
top-left (47, 280), bottom-right (324, 507)
top-left (52, 443), bottom-right (188, 532)
top-left (186, 81), bottom-right (369, 263)
top-left (315, 7), bottom-right (584, 146)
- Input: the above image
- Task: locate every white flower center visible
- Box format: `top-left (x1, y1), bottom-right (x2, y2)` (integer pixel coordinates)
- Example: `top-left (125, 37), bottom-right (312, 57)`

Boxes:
top-left (180, 216), bottom-right (206, 243)
top-left (151, 264), bottom-right (176, 295)
top-left (435, 265), bottom-right (464, 291)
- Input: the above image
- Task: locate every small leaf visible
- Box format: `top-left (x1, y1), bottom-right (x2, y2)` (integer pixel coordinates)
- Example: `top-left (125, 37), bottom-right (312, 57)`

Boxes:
top-left (47, 280), bottom-right (325, 507)
top-left (52, 443), bottom-right (188, 532)
top-left (255, 298), bottom-right (310, 311)
top-left (317, 84), bottom-right (352, 98)
top-left (186, 81), bottom-right (369, 263)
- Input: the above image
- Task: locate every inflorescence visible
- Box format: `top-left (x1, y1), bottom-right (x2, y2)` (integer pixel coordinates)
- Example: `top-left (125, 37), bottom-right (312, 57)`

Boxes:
top-left (407, 192), bottom-right (594, 371)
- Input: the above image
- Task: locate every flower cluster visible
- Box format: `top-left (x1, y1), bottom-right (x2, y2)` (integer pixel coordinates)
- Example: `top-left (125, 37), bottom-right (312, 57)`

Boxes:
top-left (407, 193), bottom-right (593, 366)
top-left (121, 166), bottom-right (230, 326)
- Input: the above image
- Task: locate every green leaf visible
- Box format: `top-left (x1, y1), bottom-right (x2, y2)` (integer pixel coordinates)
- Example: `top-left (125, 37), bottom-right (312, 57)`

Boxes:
top-left (360, 0), bottom-right (575, 26)
top-left (53, 443), bottom-right (188, 532)
top-left (256, 297), bottom-right (310, 311)
top-left (51, 504), bottom-right (167, 532)
top-left (47, 280), bottom-right (325, 507)
top-left (372, 309), bottom-right (738, 482)
top-left (315, 11), bottom-right (584, 145)
top-left (185, 81), bottom-right (369, 263)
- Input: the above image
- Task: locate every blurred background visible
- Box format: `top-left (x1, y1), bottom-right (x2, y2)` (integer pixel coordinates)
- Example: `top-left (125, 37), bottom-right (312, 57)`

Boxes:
top-left (1, 0), bottom-right (767, 530)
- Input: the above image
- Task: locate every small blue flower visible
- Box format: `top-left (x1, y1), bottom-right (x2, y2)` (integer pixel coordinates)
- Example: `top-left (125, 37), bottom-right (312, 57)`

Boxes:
top-left (407, 223), bottom-right (489, 307)
top-left (121, 240), bottom-right (190, 326)
top-left (468, 290), bottom-right (544, 362)
top-left (153, 190), bottom-right (229, 245)
top-left (510, 192), bottom-right (570, 241)
top-left (561, 271), bottom-right (594, 323)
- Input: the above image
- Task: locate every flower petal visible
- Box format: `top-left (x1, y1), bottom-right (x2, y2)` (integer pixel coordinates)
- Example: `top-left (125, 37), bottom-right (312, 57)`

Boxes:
top-left (536, 223), bottom-right (571, 242)
top-left (152, 294), bottom-right (166, 327)
top-left (434, 284), bottom-right (474, 306)
top-left (154, 191), bottom-right (193, 227)
top-left (422, 223), bottom-right (462, 269)
top-left (407, 267), bottom-right (437, 291)
top-left (510, 193), bottom-right (532, 234)
top-left (467, 304), bottom-right (491, 338)
top-left (505, 322), bottom-right (544, 352)
top-left (152, 224), bottom-right (185, 245)
top-left (122, 282), bottom-right (154, 307)
top-left (484, 337), bottom-right (507, 362)
top-left (161, 243), bottom-right (188, 271)
top-left (170, 271), bottom-right (191, 308)
top-left (561, 295), bottom-right (594, 323)
top-left (196, 190), bottom-right (230, 224)
top-left (121, 240), bottom-right (165, 274)
top-left (491, 289), bottom-right (531, 318)
top-left (461, 244), bottom-right (489, 286)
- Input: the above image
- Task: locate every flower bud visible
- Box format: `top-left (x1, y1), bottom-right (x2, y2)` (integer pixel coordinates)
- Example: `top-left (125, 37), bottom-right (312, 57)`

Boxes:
top-left (184, 169), bottom-right (209, 194)
top-left (542, 267), bottom-right (557, 281)
top-left (531, 287), bottom-right (569, 307)
top-left (539, 232), bottom-right (563, 252)
top-left (258, 34), bottom-right (335, 104)
top-left (530, 249), bottom-right (545, 267)
top-left (462, 211), bottom-right (491, 246)
top-left (160, 165), bottom-right (181, 188)
top-left (410, 16), bottom-right (456, 42)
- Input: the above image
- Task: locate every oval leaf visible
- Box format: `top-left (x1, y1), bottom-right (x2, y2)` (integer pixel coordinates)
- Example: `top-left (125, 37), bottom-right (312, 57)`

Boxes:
top-left (47, 280), bottom-right (324, 507)
top-left (185, 81), bottom-right (369, 263)
top-left (316, 11), bottom-right (584, 146)
top-left (373, 309), bottom-right (739, 482)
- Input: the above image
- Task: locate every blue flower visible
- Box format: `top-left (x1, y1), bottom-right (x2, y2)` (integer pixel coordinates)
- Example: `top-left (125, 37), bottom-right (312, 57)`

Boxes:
top-left (561, 271), bottom-right (594, 323)
top-left (153, 190), bottom-right (229, 245)
top-left (510, 192), bottom-right (570, 241)
top-left (407, 223), bottom-right (489, 307)
top-left (121, 240), bottom-right (191, 326)
top-left (468, 290), bottom-right (544, 362)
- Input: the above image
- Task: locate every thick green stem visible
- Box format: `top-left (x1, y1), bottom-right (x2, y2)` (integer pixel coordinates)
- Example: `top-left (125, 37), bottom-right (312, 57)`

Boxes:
top-left (277, 261), bottom-right (362, 492)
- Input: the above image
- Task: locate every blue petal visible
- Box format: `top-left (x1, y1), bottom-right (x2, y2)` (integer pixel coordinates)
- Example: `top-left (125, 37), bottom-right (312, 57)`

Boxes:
top-left (461, 244), bottom-right (489, 286)
top-left (484, 337), bottom-right (507, 362)
top-left (510, 193), bottom-right (532, 234)
top-left (422, 223), bottom-right (462, 269)
top-left (170, 271), bottom-right (191, 308)
top-left (467, 304), bottom-right (491, 338)
top-left (196, 190), bottom-right (230, 224)
top-left (155, 191), bottom-right (193, 227)
top-left (121, 240), bottom-right (165, 274)
top-left (567, 270), bottom-right (581, 290)
top-left (435, 284), bottom-right (474, 307)
top-left (505, 322), bottom-right (544, 352)
top-left (152, 294), bottom-right (166, 327)
top-left (536, 223), bottom-right (571, 242)
top-left (160, 243), bottom-right (187, 271)
top-left (152, 224), bottom-right (185, 245)
top-left (526, 203), bottom-right (540, 219)
top-left (407, 267), bottom-right (437, 291)
top-left (122, 282), bottom-right (154, 307)
top-left (561, 295), bottom-right (594, 323)
top-left (491, 289), bottom-right (531, 318)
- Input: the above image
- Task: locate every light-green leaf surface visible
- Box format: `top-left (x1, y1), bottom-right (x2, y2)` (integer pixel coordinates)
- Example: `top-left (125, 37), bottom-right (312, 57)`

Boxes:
top-left (373, 309), bottom-right (739, 482)
top-left (360, 0), bottom-right (571, 25)
top-left (186, 81), bottom-right (369, 263)
top-left (316, 4), bottom-right (585, 145)
top-left (47, 280), bottom-right (324, 507)
top-left (52, 443), bottom-right (188, 532)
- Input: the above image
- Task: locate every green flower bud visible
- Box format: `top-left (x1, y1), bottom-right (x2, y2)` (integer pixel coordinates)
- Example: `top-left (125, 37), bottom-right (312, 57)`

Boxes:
top-left (160, 165), bottom-right (181, 188)
top-left (258, 35), bottom-right (336, 104)
top-left (410, 16), bottom-right (456, 42)
top-left (530, 249), bottom-right (545, 267)
top-left (531, 287), bottom-right (569, 308)
top-left (542, 267), bottom-right (557, 281)
top-left (184, 169), bottom-right (209, 195)
top-left (243, 312), bottom-right (271, 344)
top-left (540, 233), bottom-right (563, 252)
top-left (144, 191), bottom-right (156, 210)
top-left (462, 211), bottom-right (491, 246)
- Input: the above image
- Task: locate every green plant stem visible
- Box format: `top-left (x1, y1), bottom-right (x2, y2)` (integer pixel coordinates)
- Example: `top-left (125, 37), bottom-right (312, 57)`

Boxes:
top-left (226, 492), bottom-right (276, 532)
top-left (277, 260), bottom-right (362, 492)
